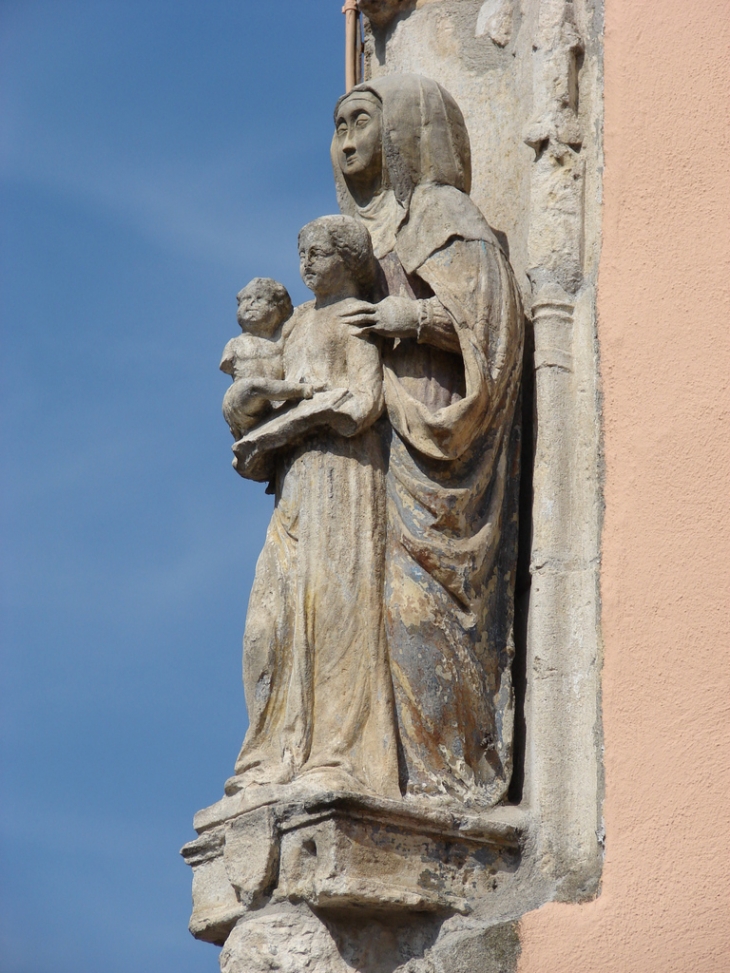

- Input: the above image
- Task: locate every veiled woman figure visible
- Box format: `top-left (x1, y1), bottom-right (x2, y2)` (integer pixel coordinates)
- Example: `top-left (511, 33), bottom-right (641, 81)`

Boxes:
top-left (332, 75), bottom-right (524, 808)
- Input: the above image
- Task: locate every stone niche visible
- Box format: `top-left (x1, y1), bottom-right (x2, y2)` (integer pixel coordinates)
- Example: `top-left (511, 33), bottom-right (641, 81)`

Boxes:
top-left (359, 0), bottom-right (605, 906)
top-left (182, 2), bottom-right (604, 970)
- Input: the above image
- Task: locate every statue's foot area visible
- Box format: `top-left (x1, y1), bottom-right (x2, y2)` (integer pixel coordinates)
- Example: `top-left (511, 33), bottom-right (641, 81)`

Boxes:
top-left (223, 766), bottom-right (383, 802)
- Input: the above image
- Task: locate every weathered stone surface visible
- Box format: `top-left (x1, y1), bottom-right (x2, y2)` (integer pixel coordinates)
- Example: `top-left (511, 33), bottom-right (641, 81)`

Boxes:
top-left (225, 806), bottom-right (279, 909)
top-left (279, 799), bottom-right (521, 912)
top-left (182, 789), bottom-right (528, 948)
top-left (220, 906), bottom-right (342, 973)
top-left (219, 905), bottom-right (520, 973)
top-left (181, 827), bottom-right (243, 944)
top-left (475, 0), bottom-right (514, 47)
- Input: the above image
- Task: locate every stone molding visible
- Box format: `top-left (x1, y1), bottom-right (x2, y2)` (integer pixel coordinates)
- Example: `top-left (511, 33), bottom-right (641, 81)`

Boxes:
top-left (182, 791), bottom-right (528, 948)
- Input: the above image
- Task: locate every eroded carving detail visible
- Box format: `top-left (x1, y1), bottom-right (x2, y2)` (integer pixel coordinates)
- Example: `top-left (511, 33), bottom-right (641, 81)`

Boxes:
top-left (475, 0), bottom-right (514, 47)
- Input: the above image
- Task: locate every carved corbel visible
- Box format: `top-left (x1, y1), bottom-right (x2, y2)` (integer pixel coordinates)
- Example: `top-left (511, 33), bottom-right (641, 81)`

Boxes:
top-left (356, 0), bottom-right (414, 29)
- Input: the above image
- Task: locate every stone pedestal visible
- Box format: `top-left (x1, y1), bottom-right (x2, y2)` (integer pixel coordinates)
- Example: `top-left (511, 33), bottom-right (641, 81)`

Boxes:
top-left (182, 790), bottom-right (527, 970)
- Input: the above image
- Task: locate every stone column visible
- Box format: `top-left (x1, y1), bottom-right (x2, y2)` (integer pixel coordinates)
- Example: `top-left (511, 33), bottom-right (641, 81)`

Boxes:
top-left (524, 0), bottom-right (602, 898)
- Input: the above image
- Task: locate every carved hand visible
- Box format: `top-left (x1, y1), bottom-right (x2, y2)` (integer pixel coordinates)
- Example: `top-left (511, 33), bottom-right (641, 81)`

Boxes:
top-left (232, 389), bottom-right (352, 481)
top-left (337, 296), bottom-right (420, 339)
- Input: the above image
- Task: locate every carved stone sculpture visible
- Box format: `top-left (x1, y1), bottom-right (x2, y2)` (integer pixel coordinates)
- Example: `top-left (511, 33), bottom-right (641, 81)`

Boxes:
top-left (330, 75), bottom-right (524, 809)
top-left (183, 74), bottom-right (525, 973)
top-left (220, 278), bottom-right (311, 441)
top-left (228, 214), bottom-right (400, 802)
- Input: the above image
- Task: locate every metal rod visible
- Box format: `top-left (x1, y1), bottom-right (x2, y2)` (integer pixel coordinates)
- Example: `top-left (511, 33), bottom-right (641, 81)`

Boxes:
top-left (343, 0), bottom-right (359, 92)
top-left (356, 11), bottom-right (364, 85)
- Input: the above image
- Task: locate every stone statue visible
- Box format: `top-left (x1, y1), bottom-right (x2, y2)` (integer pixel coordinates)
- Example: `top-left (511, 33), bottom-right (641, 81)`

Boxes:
top-left (220, 75), bottom-right (523, 813)
top-left (329, 74), bottom-right (524, 809)
top-left (225, 214), bottom-right (400, 803)
top-left (183, 75), bottom-right (525, 966)
top-left (219, 76), bottom-right (522, 807)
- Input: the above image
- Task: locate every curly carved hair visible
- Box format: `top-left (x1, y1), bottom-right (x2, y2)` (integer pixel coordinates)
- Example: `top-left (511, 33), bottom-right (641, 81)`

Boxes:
top-left (298, 215), bottom-right (378, 300)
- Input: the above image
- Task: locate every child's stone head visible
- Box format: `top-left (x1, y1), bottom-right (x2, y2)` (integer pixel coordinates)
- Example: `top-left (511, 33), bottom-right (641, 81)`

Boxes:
top-left (298, 216), bottom-right (377, 302)
top-left (236, 278), bottom-right (293, 337)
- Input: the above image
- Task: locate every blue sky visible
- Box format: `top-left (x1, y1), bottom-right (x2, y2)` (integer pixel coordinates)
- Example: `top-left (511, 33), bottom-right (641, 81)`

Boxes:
top-left (0, 3), bottom-right (345, 970)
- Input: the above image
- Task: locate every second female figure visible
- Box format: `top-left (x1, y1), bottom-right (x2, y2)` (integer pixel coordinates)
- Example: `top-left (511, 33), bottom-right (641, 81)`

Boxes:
top-left (226, 215), bottom-right (400, 803)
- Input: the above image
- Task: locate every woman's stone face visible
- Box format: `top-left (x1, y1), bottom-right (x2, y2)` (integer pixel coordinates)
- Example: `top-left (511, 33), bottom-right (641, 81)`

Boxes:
top-left (334, 93), bottom-right (382, 184)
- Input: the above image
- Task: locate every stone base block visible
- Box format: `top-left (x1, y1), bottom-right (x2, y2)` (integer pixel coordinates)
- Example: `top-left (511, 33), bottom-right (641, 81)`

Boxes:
top-left (181, 790), bottom-right (526, 947)
top-left (181, 826), bottom-right (243, 944)
top-left (274, 801), bottom-right (518, 914)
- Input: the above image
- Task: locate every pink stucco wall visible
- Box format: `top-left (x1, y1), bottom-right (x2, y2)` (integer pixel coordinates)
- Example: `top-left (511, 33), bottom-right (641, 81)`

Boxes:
top-left (517, 0), bottom-right (730, 969)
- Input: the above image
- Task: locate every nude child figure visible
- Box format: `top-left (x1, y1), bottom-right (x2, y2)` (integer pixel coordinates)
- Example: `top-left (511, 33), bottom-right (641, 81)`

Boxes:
top-left (220, 277), bottom-right (315, 442)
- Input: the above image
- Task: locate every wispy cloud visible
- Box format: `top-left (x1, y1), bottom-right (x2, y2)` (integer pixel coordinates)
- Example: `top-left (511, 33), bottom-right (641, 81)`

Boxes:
top-left (1, 136), bottom-right (322, 271)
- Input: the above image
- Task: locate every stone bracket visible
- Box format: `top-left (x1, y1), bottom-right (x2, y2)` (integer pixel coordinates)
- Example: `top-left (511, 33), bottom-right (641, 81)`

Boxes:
top-left (182, 791), bottom-right (528, 945)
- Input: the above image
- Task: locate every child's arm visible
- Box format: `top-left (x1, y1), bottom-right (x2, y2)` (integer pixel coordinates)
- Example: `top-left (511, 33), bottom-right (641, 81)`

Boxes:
top-left (236, 332), bottom-right (382, 442)
top-left (219, 338), bottom-right (237, 376)
top-left (231, 388), bottom-right (351, 480)
top-left (230, 333), bottom-right (383, 480)
top-left (225, 376), bottom-right (315, 410)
